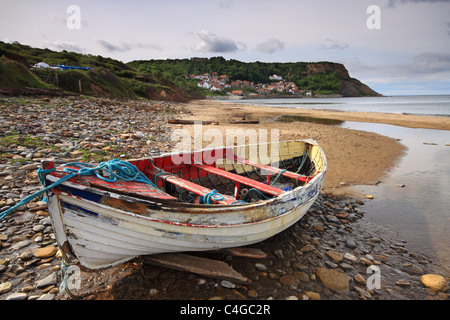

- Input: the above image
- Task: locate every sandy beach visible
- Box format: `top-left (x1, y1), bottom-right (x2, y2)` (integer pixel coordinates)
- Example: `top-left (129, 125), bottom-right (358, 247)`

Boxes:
top-left (171, 99), bottom-right (450, 196)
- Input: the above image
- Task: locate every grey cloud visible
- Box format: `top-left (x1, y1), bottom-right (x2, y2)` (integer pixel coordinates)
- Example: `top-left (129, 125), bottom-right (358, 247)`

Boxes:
top-left (192, 31), bottom-right (242, 53)
top-left (95, 39), bottom-right (161, 52)
top-left (320, 39), bottom-right (349, 50)
top-left (219, 0), bottom-right (233, 9)
top-left (44, 41), bottom-right (84, 53)
top-left (255, 38), bottom-right (285, 54)
top-left (388, 0), bottom-right (450, 7)
top-left (411, 52), bottom-right (450, 73)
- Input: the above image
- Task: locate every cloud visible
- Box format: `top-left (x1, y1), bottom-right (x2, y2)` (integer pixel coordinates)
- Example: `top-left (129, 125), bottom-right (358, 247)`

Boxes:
top-left (219, 0), bottom-right (233, 9)
top-left (255, 38), bottom-right (285, 54)
top-left (387, 0), bottom-right (450, 7)
top-left (192, 30), bottom-right (243, 53)
top-left (44, 40), bottom-right (84, 53)
top-left (95, 39), bottom-right (161, 52)
top-left (320, 39), bottom-right (349, 50)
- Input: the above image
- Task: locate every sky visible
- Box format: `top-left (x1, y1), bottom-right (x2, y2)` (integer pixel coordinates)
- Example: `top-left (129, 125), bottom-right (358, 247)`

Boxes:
top-left (1, 0), bottom-right (450, 96)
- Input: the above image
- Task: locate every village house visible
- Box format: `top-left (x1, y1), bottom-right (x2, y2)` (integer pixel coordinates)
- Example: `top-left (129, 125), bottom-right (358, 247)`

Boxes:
top-left (189, 72), bottom-right (302, 95)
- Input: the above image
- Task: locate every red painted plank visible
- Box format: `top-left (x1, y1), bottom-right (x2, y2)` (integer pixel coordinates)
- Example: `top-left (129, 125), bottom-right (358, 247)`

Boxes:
top-left (191, 163), bottom-right (283, 197)
top-left (144, 170), bottom-right (237, 205)
top-left (227, 154), bottom-right (314, 183)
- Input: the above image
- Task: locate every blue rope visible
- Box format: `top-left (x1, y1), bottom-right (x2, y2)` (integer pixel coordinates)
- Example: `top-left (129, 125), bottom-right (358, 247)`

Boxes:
top-left (0, 159), bottom-right (159, 222)
top-left (62, 159), bottom-right (158, 188)
top-left (0, 170), bottom-right (77, 221)
top-left (201, 189), bottom-right (224, 204)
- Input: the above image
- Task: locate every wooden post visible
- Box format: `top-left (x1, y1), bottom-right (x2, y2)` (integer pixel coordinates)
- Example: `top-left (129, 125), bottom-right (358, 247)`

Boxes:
top-left (55, 72), bottom-right (59, 87)
top-left (78, 80), bottom-right (82, 93)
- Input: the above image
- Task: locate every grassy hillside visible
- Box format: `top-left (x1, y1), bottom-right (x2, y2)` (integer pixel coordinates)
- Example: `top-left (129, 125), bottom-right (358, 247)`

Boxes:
top-left (0, 41), bottom-right (202, 101)
top-left (0, 58), bottom-right (56, 89)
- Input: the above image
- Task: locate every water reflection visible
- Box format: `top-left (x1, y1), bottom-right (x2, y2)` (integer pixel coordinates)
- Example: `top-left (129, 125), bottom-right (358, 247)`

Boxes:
top-left (340, 121), bottom-right (450, 272)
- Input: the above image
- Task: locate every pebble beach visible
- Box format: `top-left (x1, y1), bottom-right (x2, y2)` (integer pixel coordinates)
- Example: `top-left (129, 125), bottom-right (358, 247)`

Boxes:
top-left (0, 96), bottom-right (448, 301)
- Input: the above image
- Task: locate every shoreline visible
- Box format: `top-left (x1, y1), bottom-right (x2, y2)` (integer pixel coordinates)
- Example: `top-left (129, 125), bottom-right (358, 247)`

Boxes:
top-left (176, 99), bottom-right (436, 196)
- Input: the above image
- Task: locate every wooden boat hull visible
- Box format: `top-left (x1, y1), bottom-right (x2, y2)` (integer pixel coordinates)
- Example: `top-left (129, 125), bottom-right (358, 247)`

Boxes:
top-left (42, 140), bottom-right (326, 269)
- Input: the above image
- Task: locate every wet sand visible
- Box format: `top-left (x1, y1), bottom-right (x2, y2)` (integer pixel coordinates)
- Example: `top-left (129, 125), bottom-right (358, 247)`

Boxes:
top-left (172, 99), bottom-right (450, 196)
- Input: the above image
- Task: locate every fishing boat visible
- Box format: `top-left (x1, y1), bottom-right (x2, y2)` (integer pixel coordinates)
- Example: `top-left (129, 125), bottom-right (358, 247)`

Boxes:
top-left (40, 139), bottom-right (326, 269)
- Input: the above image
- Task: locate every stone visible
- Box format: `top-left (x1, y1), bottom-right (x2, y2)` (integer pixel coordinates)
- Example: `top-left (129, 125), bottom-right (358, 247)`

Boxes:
top-left (254, 263), bottom-right (267, 271)
top-left (300, 244), bottom-right (315, 253)
top-left (37, 293), bottom-right (55, 300)
top-left (344, 252), bottom-right (358, 263)
top-left (36, 272), bottom-right (58, 289)
top-left (220, 280), bottom-right (236, 289)
top-left (345, 238), bottom-right (357, 249)
top-left (316, 268), bottom-right (350, 291)
top-left (33, 246), bottom-right (58, 258)
top-left (6, 292), bottom-right (28, 300)
top-left (354, 274), bottom-right (367, 286)
top-left (11, 240), bottom-right (32, 250)
top-left (326, 250), bottom-right (344, 263)
top-left (0, 281), bottom-right (13, 294)
top-left (280, 275), bottom-right (299, 287)
top-left (305, 291), bottom-right (320, 300)
top-left (420, 274), bottom-right (448, 292)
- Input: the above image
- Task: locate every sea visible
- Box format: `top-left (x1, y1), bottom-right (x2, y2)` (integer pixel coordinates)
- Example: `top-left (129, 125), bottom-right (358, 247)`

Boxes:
top-left (230, 95), bottom-right (450, 273)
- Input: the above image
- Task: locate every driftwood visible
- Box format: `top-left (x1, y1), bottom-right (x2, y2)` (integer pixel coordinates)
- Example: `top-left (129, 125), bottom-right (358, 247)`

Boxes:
top-left (168, 119), bottom-right (219, 125)
top-left (141, 253), bottom-right (250, 283)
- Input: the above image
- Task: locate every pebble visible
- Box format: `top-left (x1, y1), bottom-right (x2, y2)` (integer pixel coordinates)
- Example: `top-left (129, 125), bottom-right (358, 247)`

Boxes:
top-left (420, 274), bottom-right (448, 292)
top-left (316, 268), bottom-right (350, 291)
top-left (36, 272), bottom-right (58, 289)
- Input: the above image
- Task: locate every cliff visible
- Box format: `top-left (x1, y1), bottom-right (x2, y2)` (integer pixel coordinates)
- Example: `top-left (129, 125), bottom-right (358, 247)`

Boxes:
top-left (306, 62), bottom-right (382, 97)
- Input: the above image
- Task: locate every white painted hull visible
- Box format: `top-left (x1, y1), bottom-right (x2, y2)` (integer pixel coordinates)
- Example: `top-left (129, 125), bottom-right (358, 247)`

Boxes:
top-left (44, 140), bottom-right (327, 269)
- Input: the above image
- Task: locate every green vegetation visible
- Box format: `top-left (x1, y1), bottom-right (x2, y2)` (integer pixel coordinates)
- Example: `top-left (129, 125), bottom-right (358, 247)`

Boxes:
top-left (129, 57), bottom-right (345, 95)
top-left (0, 41), bottom-right (378, 98)
top-left (0, 41), bottom-right (201, 101)
top-left (0, 58), bottom-right (56, 89)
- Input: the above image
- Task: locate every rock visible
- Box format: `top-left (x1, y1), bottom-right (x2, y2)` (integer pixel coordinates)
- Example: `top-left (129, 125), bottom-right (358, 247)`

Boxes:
top-left (305, 291), bottom-right (320, 300)
top-left (364, 195), bottom-right (374, 199)
top-left (247, 289), bottom-right (259, 298)
top-left (12, 240), bottom-right (32, 250)
top-left (36, 272), bottom-right (58, 289)
top-left (280, 275), bottom-right (299, 287)
top-left (395, 279), bottom-right (411, 286)
top-left (6, 292), bottom-right (28, 300)
top-left (300, 244), bottom-right (315, 253)
top-left (326, 250), bottom-right (344, 263)
top-left (220, 280), bottom-right (236, 289)
top-left (354, 286), bottom-right (372, 299)
top-left (344, 252), bottom-right (358, 263)
top-left (0, 281), bottom-right (13, 294)
top-left (354, 274), bottom-right (367, 286)
top-left (254, 263), bottom-right (267, 271)
top-left (316, 268), bottom-right (350, 291)
top-left (37, 293), bottom-right (55, 300)
top-left (420, 274), bottom-right (448, 292)
top-left (345, 238), bottom-right (357, 249)
top-left (33, 246), bottom-right (58, 258)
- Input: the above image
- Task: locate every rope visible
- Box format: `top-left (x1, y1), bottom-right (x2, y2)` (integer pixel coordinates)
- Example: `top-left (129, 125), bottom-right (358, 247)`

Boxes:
top-left (62, 159), bottom-right (158, 188)
top-left (0, 159), bottom-right (157, 222)
top-left (0, 169), bottom-right (76, 222)
top-left (201, 189), bottom-right (224, 204)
